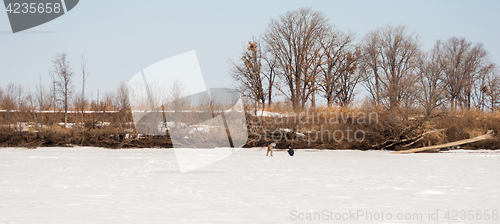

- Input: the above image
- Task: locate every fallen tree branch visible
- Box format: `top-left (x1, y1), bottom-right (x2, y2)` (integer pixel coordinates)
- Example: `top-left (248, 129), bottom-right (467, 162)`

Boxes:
top-left (392, 130), bottom-right (494, 154)
top-left (372, 114), bottom-right (441, 149)
top-left (375, 128), bottom-right (446, 150)
top-left (400, 128), bottom-right (446, 148)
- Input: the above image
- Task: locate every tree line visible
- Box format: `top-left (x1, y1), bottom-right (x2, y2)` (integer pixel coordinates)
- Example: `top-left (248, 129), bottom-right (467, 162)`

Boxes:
top-left (1, 7), bottom-right (499, 150)
top-left (0, 52), bottom-right (131, 126)
top-left (230, 7), bottom-right (500, 113)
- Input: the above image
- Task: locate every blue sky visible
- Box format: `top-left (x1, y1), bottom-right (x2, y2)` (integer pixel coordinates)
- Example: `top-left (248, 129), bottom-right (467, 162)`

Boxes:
top-left (1, 0), bottom-right (499, 100)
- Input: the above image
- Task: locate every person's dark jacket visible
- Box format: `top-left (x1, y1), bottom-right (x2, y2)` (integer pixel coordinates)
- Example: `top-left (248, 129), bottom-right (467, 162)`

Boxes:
top-left (287, 146), bottom-right (294, 156)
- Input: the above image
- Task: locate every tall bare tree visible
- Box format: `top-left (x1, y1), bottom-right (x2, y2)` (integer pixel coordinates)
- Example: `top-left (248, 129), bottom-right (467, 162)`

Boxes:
top-left (262, 50), bottom-right (277, 106)
top-left (334, 50), bottom-right (361, 108)
top-left (264, 7), bottom-right (330, 110)
top-left (360, 25), bottom-right (421, 110)
top-left (15, 84), bottom-right (25, 111)
top-left (483, 71), bottom-right (500, 112)
top-left (81, 54), bottom-right (89, 117)
top-left (34, 75), bottom-right (51, 125)
top-left (440, 37), bottom-right (495, 110)
top-left (318, 30), bottom-right (360, 107)
top-left (49, 73), bottom-right (57, 113)
top-left (416, 41), bottom-right (446, 115)
top-left (35, 75), bottom-right (46, 111)
top-left (475, 70), bottom-right (489, 111)
top-left (230, 38), bottom-right (266, 113)
top-left (53, 52), bottom-right (74, 126)
top-left (359, 31), bottom-right (381, 106)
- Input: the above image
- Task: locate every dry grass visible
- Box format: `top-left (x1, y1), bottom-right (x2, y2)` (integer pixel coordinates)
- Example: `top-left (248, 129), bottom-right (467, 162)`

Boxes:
top-left (1, 107), bottom-right (499, 150)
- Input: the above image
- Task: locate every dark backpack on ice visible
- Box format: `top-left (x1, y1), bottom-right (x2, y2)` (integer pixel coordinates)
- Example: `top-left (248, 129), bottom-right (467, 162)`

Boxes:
top-left (288, 148), bottom-right (294, 156)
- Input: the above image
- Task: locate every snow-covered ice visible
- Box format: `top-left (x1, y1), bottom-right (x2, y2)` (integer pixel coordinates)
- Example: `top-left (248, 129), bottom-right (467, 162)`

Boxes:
top-left (0, 147), bottom-right (499, 223)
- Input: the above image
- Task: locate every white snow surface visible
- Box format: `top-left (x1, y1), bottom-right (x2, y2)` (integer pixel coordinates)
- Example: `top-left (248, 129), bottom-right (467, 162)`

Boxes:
top-left (255, 110), bottom-right (285, 117)
top-left (0, 147), bottom-right (499, 223)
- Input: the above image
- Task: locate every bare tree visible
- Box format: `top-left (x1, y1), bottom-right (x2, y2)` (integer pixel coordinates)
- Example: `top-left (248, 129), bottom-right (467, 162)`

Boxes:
top-left (15, 84), bottom-right (25, 111)
top-left (231, 36), bottom-right (280, 113)
top-left (359, 25), bottom-right (421, 110)
top-left (25, 88), bottom-right (41, 126)
top-left (264, 7), bottom-right (330, 111)
top-left (80, 54), bottom-right (89, 120)
top-left (440, 37), bottom-right (495, 110)
top-left (165, 79), bottom-right (189, 129)
top-left (168, 79), bottom-right (188, 109)
top-left (34, 75), bottom-right (52, 125)
top-left (0, 86), bottom-right (3, 108)
top-left (416, 42), bottom-right (446, 115)
top-left (101, 92), bottom-right (114, 113)
top-left (334, 50), bottom-right (362, 108)
top-left (475, 71), bottom-right (489, 111)
top-left (230, 38), bottom-right (266, 113)
top-left (53, 52), bottom-right (74, 126)
top-left (49, 73), bottom-right (57, 113)
top-left (110, 82), bottom-right (129, 130)
top-left (318, 30), bottom-right (360, 107)
top-left (263, 52), bottom-right (277, 106)
top-left (483, 71), bottom-right (500, 112)
top-left (2, 83), bottom-right (17, 111)
top-left (303, 37), bottom-right (323, 108)
top-left (35, 75), bottom-right (46, 111)
top-left (1, 83), bottom-right (17, 121)
top-left (359, 31), bottom-right (382, 106)
top-left (115, 81), bottom-right (130, 112)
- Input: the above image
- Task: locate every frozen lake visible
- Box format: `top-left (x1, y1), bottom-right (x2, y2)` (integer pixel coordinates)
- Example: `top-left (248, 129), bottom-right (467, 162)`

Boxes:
top-left (0, 147), bottom-right (499, 223)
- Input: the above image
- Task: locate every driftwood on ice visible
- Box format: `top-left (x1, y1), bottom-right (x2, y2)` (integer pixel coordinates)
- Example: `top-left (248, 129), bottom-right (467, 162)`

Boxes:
top-left (392, 130), bottom-right (494, 154)
top-left (373, 129), bottom-right (446, 150)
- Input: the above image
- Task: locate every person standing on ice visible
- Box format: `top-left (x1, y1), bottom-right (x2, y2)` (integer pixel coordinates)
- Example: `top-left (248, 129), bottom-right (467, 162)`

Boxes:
top-left (287, 145), bottom-right (294, 156)
top-left (266, 142), bottom-right (276, 156)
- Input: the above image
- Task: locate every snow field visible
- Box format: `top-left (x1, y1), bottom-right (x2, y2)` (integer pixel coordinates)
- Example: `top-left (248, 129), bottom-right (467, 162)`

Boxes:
top-left (0, 147), bottom-right (499, 223)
